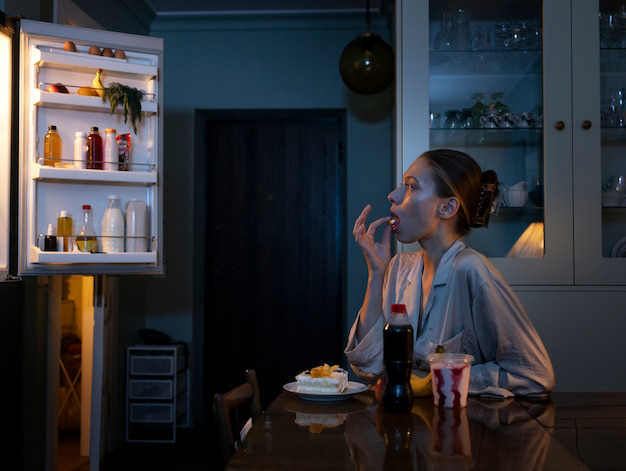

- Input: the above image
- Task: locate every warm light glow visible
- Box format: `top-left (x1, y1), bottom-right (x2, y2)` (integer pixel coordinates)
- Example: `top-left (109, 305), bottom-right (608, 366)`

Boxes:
top-left (506, 222), bottom-right (544, 258)
top-left (0, 30), bottom-right (12, 275)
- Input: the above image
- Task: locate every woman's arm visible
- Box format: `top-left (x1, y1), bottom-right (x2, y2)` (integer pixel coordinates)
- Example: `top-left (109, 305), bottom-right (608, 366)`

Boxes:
top-left (352, 204), bottom-right (393, 341)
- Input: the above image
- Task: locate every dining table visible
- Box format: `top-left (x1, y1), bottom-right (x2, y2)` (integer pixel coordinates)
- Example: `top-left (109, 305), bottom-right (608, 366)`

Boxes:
top-left (226, 387), bottom-right (626, 470)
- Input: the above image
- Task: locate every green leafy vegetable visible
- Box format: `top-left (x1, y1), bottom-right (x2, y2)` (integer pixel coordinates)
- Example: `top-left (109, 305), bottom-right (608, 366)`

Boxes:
top-left (102, 83), bottom-right (144, 134)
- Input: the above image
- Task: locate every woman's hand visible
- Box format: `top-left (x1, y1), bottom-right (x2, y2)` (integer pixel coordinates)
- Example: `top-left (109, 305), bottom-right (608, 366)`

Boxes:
top-left (353, 204), bottom-right (392, 275)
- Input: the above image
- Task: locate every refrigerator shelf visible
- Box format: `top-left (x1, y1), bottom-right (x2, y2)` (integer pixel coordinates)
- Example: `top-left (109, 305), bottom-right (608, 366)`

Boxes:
top-left (30, 246), bottom-right (157, 264)
top-left (31, 163), bottom-right (157, 184)
top-left (33, 89), bottom-right (157, 115)
top-left (32, 47), bottom-right (158, 80)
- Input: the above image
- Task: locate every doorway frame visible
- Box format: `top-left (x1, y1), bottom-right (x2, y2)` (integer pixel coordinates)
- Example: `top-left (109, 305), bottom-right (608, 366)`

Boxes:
top-left (191, 108), bottom-right (348, 421)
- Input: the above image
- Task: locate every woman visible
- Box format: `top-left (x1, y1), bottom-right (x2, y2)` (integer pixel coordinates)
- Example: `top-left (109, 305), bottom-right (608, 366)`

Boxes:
top-left (345, 149), bottom-right (555, 397)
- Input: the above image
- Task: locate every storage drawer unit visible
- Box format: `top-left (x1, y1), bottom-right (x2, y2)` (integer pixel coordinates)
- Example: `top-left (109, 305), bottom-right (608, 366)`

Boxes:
top-left (126, 345), bottom-right (188, 443)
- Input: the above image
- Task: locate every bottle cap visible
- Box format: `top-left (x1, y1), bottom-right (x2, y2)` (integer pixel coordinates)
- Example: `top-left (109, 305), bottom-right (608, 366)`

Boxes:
top-left (108, 194), bottom-right (120, 199)
top-left (82, 205), bottom-right (91, 210)
top-left (47, 223), bottom-right (55, 236)
top-left (105, 128), bottom-right (116, 133)
top-left (60, 210), bottom-right (70, 218)
top-left (391, 304), bottom-right (406, 313)
top-left (48, 125), bottom-right (57, 131)
top-left (91, 126), bottom-right (99, 132)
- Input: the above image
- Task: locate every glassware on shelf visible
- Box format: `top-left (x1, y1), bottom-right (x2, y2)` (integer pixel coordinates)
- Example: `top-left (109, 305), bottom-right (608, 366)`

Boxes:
top-left (444, 110), bottom-right (463, 128)
top-left (494, 22), bottom-right (512, 50)
top-left (490, 92), bottom-right (510, 114)
top-left (470, 93), bottom-right (488, 127)
top-left (599, 12), bottom-right (621, 48)
top-left (451, 8), bottom-right (472, 50)
top-left (434, 12), bottom-right (453, 50)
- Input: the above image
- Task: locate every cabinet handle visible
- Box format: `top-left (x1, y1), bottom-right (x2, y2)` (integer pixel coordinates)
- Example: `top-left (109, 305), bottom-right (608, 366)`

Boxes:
top-left (555, 121), bottom-right (565, 130)
top-left (582, 120), bottom-right (592, 130)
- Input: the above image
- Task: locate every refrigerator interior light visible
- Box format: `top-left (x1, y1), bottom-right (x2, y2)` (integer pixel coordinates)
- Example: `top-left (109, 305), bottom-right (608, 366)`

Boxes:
top-left (0, 28), bottom-right (12, 276)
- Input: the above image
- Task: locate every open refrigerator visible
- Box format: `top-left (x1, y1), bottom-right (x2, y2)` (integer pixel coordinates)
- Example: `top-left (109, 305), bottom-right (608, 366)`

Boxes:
top-left (1, 15), bottom-right (164, 470)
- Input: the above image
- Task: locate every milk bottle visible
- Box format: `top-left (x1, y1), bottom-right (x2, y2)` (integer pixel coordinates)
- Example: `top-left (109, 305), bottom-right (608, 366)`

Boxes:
top-left (101, 195), bottom-right (125, 253)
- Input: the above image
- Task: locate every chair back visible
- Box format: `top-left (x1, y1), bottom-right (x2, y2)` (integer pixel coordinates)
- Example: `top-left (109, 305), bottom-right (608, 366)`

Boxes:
top-left (213, 369), bottom-right (262, 462)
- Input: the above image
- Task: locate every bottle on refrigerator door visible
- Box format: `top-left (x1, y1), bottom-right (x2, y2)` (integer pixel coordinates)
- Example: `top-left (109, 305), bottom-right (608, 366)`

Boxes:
top-left (74, 132), bottom-right (88, 169)
top-left (77, 205), bottom-right (98, 253)
top-left (43, 224), bottom-right (57, 252)
top-left (383, 303), bottom-right (414, 414)
top-left (43, 125), bottom-right (61, 167)
top-left (87, 126), bottom-right (103, 170)
top-left (101, 195), bottom-right (125, 253)
top-left (57, 211), bottom-right (73, 252)
top-left (104, 128), bottom-right (119, 171)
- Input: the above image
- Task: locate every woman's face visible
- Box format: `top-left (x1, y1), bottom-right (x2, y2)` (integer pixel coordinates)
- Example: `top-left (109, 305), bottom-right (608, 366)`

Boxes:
top-left (387, 157), bottom-right (447, 244)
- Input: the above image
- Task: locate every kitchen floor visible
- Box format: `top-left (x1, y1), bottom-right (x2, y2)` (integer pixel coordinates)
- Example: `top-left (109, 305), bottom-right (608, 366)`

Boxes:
top-left (59, 423), bottom-right (223, 471)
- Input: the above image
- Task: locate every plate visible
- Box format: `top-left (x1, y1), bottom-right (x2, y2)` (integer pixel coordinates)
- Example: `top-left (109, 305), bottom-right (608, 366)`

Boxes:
top-left (611, 235), bottom-right (626, 257)
top-left (283, 381), bottom-right (368, 402)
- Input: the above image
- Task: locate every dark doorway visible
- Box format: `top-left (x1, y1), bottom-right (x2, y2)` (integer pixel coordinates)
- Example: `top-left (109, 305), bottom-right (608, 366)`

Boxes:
top-left (195, 110), bottom-right (347, 408)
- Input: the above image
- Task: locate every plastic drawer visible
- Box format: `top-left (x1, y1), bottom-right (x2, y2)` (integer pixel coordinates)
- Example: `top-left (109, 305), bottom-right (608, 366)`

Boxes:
top-left (129, 379), bottom-right (173, 399)
top-left (130, 403), bottom-right (173, 423)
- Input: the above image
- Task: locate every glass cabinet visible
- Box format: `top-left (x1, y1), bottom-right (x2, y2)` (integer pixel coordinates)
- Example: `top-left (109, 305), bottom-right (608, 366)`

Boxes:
top-left (396, 0), bottom-right (626, 286)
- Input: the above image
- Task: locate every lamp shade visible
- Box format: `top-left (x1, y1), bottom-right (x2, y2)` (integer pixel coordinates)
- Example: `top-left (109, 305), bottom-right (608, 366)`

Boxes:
top-left (339, 32), bottom-right (394, 95)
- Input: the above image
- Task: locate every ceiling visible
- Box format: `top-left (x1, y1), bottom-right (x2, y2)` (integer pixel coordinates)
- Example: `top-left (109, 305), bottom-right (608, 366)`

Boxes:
top-left (142, 0), bottom-right (382, 16)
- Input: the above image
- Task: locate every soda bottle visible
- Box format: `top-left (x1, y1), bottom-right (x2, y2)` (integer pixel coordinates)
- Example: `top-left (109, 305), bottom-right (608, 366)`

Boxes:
top-left (383, 303), bottom-right (414, 413)
top-left (77, 204), bottom-right (98, 253)
top-left (87, 126), bottom-right (103, 170)
top-left (43, 125), bottom-right (61, 167)
top-left (101, 195), bottom-right (125, 253)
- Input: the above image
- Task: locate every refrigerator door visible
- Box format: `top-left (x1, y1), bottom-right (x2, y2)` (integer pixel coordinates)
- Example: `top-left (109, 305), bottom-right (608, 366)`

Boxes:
top-left (17, 19), bottom-right (164, 275)
top-left (0, 16), bottom-right (14, 278)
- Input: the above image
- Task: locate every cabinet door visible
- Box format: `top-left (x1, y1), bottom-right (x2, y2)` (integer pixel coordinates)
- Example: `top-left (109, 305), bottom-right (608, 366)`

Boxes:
top-left (574, 1), bottom-right (626, 285)
top-left (396, 0), bottom-right (574, 285)
top-left (17, 20), bottom-right (163, 275)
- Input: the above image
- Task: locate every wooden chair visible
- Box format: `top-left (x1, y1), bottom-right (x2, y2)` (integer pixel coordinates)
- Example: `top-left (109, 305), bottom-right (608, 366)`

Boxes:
top-left (213, 368), bottom-right (262, 462)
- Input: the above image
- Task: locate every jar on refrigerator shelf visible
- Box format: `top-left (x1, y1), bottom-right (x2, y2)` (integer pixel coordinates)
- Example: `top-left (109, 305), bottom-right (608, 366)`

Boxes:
top-left (104, 128), bottom-right (119, 171)
top-left (74, 132), bottom-right (88, 169)
top-left (77, 204), bottom-right (98, 253)
top-left (101, 195), bottom-right (125, 253)
top-left (125, 200), bottom-right (148, 252)
top-left (87, 126), bottom-right (103, 170)
top-left (43, 125), bottom-right (61, 167)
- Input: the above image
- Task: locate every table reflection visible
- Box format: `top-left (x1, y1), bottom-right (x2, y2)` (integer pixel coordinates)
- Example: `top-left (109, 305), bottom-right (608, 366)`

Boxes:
top-left (342, 395), bottom-right (555, 470)
top-left (228, 391), bottom-right (581, 470)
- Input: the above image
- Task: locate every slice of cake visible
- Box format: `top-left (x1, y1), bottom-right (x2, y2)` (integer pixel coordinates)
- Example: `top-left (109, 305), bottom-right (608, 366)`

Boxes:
top-left (295, 364), bottom-right (348, 393)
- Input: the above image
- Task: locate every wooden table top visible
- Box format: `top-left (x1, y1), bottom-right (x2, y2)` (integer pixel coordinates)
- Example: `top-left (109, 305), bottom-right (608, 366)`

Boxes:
top-left (227, 390), bottom-right (626, 470)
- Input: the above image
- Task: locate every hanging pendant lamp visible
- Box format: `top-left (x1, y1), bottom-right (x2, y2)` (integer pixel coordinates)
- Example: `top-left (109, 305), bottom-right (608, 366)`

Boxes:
top-left (339, 0), bottom-right (394, 95)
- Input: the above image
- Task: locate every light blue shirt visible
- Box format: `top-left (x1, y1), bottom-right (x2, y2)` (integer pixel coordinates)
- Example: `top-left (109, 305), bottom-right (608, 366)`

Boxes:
top-left (345, 239), bottom-right (555, 397)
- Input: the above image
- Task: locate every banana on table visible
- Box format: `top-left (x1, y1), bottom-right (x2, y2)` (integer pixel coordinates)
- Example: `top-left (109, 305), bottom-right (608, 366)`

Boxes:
top-left (410, 372), bottom-right (433, 396)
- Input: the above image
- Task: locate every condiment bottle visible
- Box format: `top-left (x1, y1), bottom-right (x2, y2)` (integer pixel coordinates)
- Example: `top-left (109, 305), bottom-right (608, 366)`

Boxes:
top-left (101, 195), bottom-right (125, 253)
top-left (74, 131), bottom-right (88, 169)
top-left (57, 210), bottom-right (73, 252)
top-left (383, 303), bottom-right (414, 413)
top-left (77, 204), bottom-right (98, 253)
top-left (104, 128), bottom-right (119, 171)
top-left (43, 223), bottom-right (57, 252)
top-left (87, 126), bottom-right (103, 170)
top-left (43, 125), bottom-right (61, 167)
